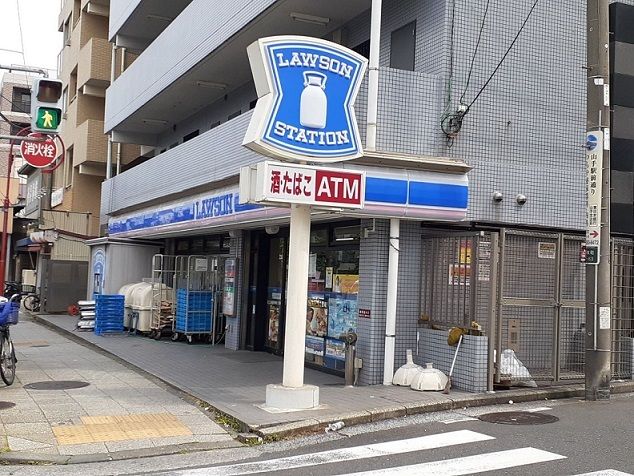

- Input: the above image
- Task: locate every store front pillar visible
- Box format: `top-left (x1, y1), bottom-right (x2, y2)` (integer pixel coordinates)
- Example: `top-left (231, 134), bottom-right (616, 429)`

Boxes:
top-left (266, 204), bottom-right (319, 409)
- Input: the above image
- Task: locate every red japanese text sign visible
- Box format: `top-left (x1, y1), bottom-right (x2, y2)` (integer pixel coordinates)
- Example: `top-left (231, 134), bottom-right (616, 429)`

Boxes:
top-left (246, 161), bottom-right (365, 209)
top-left (20, 134), bottom-right (58, 168)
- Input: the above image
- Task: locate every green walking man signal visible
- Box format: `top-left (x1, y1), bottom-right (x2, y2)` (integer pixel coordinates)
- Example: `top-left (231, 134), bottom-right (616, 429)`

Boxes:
top-left (30, 79), bottom-right (63, 134)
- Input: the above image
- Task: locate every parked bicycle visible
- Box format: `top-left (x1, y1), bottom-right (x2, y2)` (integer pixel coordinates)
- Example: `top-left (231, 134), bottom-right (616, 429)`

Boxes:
top-left (3, 282), bottom-right (40, 312)
top-left (0, 295), bottom-right (19, 385)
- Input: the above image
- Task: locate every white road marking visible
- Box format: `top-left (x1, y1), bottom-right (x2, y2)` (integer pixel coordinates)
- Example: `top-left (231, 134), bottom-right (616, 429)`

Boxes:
top-left (344, 447), bottom-right (566, 475)
top-left (441, 417), bottom-right (478, 424)
top-left (572, 471), bottom-right (633, 476)
top-left (177, 430), bottom-right (495, 475)
top-left (525, 406), bottom-right (553, 412)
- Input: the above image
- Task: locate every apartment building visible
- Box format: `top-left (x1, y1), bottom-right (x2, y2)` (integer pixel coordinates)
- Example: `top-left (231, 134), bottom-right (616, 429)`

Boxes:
top-left (0, 72), bottom-right (33, 283)
top-left (97, 1), bottom-right (634, 389)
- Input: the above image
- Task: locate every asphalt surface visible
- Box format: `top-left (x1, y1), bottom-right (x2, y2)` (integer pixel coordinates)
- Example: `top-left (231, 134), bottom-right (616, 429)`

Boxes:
top-left (3, 394), bottom-right (633, 475)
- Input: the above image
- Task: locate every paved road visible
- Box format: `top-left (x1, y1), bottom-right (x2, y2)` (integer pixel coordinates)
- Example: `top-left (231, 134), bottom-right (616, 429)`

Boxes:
top-left (4, 394), bottom-right (633, 475)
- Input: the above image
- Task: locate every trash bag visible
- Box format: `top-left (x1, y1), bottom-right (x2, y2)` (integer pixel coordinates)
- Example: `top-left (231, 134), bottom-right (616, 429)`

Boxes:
top-left (499, 349), bottom-right (537, 388)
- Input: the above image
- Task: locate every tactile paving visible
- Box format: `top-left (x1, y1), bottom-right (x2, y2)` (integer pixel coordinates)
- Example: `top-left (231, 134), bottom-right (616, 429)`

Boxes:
top-left (53, 413), bottom-right (192, 445)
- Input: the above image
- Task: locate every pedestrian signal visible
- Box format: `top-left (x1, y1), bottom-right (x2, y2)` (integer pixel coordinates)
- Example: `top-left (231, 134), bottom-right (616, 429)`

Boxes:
top-left (30, 79), bottom-right (63, 134)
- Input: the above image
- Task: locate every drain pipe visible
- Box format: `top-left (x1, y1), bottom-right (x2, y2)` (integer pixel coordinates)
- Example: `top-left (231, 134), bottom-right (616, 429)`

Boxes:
top-left (365, 0), bottom-right (399, 386)
top-left (116, 47), bottom-right (126, 176)
top-left (106, 43), bottom-right (116, 180)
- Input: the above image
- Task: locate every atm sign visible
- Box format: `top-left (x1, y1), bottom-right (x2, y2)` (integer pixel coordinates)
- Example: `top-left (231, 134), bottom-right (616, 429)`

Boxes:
top-left (256, 161), bottom-right (365, 209)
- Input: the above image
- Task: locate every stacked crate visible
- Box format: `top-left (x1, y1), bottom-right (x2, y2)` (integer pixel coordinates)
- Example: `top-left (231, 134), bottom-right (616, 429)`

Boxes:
top-left (95, 294), bottom-right (125, 336)
top-left (175, 289), bottom-right (213, 333)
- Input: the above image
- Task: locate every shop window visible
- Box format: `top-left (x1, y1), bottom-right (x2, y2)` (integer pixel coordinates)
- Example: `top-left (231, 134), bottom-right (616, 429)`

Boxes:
top-left (176, 240), bottom-right (190, 252)
top-left (390, 21), bottom-right (416, 71)
top-left (304, 226), bottom-right (360, 372)
top-left (190, 238), bottom-right (204, 252)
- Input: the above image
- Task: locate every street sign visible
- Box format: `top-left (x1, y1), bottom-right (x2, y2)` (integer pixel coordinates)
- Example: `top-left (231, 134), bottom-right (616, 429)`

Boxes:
top-left (20, 134), bottom-right (58, 168)
top-left (585, 131), bottom-right (603, 265)
top-left (243, 36), bottom-right (368, 163)
top-left (240, 161), bottom-right (365, 209)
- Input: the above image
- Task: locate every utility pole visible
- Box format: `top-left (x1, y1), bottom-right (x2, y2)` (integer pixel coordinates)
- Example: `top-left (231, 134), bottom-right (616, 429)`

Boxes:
top-left (585, 0), bottom-right (611, 401)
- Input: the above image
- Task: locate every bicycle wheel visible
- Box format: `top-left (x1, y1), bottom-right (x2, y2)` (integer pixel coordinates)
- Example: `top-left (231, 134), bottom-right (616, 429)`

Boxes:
top-left (23, 294), bottom-right (40, 312)
top-left (0, 332), bottom-right (16, 386)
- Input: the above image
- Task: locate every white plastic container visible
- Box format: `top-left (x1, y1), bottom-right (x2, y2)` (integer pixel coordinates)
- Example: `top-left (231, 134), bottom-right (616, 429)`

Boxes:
top-left (118, 283), bottom-right (140, 329)
top-left (300, 72), bottom-right (327, 129)
top-left (410, 363), bottom-right (449, 392)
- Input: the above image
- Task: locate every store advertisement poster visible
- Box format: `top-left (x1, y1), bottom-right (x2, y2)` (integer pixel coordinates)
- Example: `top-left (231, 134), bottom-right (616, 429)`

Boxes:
top-left (328, 297), bottom-right (358, 338)
top-left (325, 338), bottom-right (346, 361)
top-left (325, 267), bottom-right (333, 288)
top-left (222, 258), bottom-right (237, 316)
top-left (333, 274), bottom-right (359, 294)
top-left (306, 297), bottom-right (328, 337)
top-left (449, 264), bottom-right (470, 286)
top-left (305, 336), bottom-right (325, 356)
top-left (268, 301), bottom-right (280, 343)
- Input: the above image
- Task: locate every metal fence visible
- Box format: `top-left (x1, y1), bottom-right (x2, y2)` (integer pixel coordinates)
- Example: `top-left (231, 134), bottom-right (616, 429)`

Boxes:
top-left (497, 230), bottom-right (586, 383)
top-left (612, 238), bottom-right (634, 379)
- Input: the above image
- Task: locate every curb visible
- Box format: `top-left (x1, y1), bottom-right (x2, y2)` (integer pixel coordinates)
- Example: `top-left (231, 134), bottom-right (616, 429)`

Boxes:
top-left (254, 381), bottom-right (634, 440)
top-left (0, 440), bottom-right (243, 466)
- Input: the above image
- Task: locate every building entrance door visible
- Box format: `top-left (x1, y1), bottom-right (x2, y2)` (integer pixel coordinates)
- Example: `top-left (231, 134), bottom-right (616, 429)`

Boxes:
top-left (245, 231), bottom-right (288, 354)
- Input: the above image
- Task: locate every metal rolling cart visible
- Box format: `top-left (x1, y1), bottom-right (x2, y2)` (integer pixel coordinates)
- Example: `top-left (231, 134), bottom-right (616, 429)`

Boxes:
top-left (172, 255), bottom-right (222, 344)
top-left (149, 255), bottom-right (177, 340)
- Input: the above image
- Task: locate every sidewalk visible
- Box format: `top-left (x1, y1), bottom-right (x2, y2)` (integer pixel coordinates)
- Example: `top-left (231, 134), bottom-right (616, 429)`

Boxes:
top-left (0, 317), bottom-right (237, 464)
top-left (36, 313), bottom-right (634, 441)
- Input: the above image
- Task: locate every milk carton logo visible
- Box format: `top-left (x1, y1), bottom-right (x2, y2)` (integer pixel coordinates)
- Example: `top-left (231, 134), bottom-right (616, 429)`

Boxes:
top-left (243, 36), bottom-right (368, 163)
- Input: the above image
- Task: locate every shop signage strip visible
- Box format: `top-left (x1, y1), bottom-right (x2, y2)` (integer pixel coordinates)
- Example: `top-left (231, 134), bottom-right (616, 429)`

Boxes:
top-left (585, 131), bottom-right (603, 265)
top-left (108, 171), bottom-right (469, 236)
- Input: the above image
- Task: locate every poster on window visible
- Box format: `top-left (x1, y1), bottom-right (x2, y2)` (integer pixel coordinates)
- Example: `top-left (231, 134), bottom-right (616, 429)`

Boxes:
top-left (305, 336), bottom-right (325, 356)
top-left (325, 338), bottom-right (346, 361)
top-left (306, 297), bottom-right (328, 337)
top-left (328, 297), bottom-right (358, 339)
top-left (332, 274), bottom-right (359, 294)
top-left (222, 258), bottom-right (236, 316)
top-left (267, 301), bottom-right (280, 343)
top-left (449, 264), bottom-right (470, 286)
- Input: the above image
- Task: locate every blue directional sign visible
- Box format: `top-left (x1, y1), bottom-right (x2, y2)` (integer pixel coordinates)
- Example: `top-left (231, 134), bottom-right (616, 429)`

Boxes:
top-left (243, 36), bottom-right (368, 163)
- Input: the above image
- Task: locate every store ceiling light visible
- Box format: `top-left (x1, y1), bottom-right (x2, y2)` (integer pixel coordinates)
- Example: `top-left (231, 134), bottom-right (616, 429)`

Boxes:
top-left (195, 80), bottom-right (227, 90)
top-left (290, 12), bottom-right (330, 26)
top-left (142, 118), bottom-right (168, 126)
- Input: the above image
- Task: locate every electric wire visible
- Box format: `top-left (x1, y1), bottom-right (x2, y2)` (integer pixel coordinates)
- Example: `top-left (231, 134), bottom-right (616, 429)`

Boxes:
top-left (465, 0), bottom-right (540, 114)
top-left (459, 0), bottom-right (491, 105)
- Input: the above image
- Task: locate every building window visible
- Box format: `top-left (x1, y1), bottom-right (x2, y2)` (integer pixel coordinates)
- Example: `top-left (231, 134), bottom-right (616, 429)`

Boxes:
top-left (210, 121), bottom-right (221, 130)
top-left (352, 39), bottom-right (370, 59)
top-left (390, 21), bottom-right (416, 71)
top-left (228, 110), bottom-right (241, 120)
top-left (65, 147), bottom-right (73, 188)
top-left (62, 87), bottom-right (68, 114)
top-left (11, 88), bottom-right (31, 113)
top-left (183, 130), bottom-right (199, 142)
top-left (63, 17), bottom-right (71, 46)
top-left (249, 99), bottom-right (257, 110)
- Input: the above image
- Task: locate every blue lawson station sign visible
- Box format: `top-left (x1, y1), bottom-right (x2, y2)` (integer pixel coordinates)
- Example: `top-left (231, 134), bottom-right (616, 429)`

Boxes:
top-left (243, 36), bottom-right (368, 163)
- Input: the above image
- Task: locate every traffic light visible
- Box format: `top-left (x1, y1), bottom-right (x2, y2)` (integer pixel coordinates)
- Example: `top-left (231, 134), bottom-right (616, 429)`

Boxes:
top-left (30, 78), bottom-right (63, 134)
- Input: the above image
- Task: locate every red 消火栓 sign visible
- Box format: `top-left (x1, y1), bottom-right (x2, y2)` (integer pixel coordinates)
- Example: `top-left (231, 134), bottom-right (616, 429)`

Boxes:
top-left (240, 161), bottom-right (365, 209)
top-left (19, 134), bottom-right (58, 168)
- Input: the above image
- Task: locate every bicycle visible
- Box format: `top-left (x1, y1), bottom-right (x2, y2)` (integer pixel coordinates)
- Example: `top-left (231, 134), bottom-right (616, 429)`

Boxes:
top-left (0, 295), bottom-right (19, 386)
top-left (3, 283), bottom-right (40, 313)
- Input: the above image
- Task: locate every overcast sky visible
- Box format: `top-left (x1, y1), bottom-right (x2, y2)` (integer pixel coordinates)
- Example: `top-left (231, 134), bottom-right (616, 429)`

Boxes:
top-left (0, 0), bottom-right (63, 77)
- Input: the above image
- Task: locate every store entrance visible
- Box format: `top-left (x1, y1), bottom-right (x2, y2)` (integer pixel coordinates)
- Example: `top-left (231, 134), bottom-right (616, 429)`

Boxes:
top-left (245, 232), bottom-right (288, 354)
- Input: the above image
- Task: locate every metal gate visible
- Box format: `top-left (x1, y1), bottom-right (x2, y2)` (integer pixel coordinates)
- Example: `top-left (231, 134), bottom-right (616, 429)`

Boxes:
top-left (497, 230), bottom-right (585, 383)
top-left (420, 232), bottom-right (496, 332)
top-left (612, 238), bottom-right (634, 379)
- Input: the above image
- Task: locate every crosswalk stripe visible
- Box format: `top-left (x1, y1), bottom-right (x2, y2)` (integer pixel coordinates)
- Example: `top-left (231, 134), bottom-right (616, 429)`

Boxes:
top-left (525, 406), bottom-right (552, 412)
top-left (177, 430), bottom-right (495, 476)
top-left (441, 417), bottom-right (478, 424)
top-left (343, 447), bottom-right (566, 475)
top-left (572, 471), bottom-right (633, 476)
